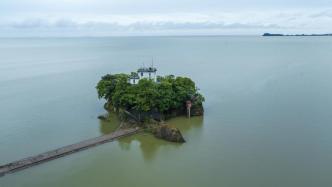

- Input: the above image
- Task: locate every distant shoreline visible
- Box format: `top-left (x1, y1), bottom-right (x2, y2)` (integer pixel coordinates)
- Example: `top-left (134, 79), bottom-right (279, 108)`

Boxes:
top-left (263, 33), bottom-right (332, 37)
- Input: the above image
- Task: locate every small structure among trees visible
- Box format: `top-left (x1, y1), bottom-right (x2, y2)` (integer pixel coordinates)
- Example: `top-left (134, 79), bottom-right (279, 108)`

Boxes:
top-left (96, 69), bottom-right (204, 122)
top-left (129, 66), bottom-right (157, 84)
top-left (129, 72), bottom-right (140, 84)
top-left (96, 69), bottom-right (205, 143)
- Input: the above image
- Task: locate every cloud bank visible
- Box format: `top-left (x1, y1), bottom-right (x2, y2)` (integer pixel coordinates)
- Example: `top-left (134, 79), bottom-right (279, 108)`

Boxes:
top-left (0, 4), bottom-right (332, 36)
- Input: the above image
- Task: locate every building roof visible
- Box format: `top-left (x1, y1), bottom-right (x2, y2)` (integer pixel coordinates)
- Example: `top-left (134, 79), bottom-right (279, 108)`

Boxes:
top-left (137, 67), bottom-right (157, 73)
top-left (129, 72), bottom-right (140, 79)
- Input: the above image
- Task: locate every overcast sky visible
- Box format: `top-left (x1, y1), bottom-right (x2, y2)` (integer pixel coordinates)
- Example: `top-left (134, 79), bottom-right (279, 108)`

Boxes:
top-left (0, 0), bottom-right (332, 36)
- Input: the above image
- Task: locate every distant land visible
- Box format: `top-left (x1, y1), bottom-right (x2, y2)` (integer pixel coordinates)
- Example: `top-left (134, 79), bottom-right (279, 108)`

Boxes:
top-left (263, 33), bottom-right (332, 36)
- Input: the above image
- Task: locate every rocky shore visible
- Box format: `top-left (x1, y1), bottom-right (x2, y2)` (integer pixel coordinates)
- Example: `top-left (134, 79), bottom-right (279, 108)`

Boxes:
top-left (99, 102), bottom-right (204, 143)
top-left (96, 72), bottom-right (205, 143)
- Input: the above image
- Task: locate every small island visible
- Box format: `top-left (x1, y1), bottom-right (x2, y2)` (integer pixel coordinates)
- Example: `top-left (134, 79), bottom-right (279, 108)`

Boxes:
top-left (96, 66), bottom-right (205, 143)
top-left (263, 33), bottom-right (332, 36)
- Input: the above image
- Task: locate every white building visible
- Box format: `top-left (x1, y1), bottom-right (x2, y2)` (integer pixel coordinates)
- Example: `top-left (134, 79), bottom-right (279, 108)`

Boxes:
top-left (129, 72), bottom-right (140, 84)
top-left (129, 66), bottom-right (157, 84)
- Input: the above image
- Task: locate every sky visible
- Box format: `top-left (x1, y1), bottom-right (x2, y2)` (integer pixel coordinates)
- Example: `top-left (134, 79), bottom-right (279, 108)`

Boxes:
top-left (0, 0), bottom-right (332, 36)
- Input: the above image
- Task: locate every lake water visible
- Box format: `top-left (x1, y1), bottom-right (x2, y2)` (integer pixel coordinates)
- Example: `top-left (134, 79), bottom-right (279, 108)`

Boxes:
top-left (0, 36), bottom-right (332, 187)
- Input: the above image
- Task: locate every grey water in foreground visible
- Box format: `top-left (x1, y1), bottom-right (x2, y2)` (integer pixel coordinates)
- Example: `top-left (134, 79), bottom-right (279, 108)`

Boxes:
top-left (0, 36), bottom-right (332, 187)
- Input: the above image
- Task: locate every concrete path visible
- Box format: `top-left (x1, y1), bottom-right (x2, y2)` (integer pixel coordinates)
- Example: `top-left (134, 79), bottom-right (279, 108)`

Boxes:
top-left (0, 127), bottom-right (140, 177)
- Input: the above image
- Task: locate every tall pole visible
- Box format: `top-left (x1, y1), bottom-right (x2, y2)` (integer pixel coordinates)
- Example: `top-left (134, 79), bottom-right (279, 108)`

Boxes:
top-left (186, 101), bottom-right (192, 118)
top-left (188, 107), bottom-right (191, 118)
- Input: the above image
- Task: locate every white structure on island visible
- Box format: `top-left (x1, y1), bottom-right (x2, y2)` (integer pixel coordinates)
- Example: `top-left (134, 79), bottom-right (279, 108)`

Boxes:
top-left (129, 66), bottom-right (157, 84)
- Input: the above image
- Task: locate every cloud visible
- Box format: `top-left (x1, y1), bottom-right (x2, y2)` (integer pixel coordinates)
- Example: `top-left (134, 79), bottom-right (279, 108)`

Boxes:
top-left (1, 9), bottom-right (332, 36)
top-left (8, 19), bottom-right (282, 30)
top-left (128, 22), bottom-right (282, 30)
top-left (309, 9), bottom-right (332, 18)
top-left (0, 18), bottom-right (285, 37)
top-left (9, 19), bottom-right (78, 29)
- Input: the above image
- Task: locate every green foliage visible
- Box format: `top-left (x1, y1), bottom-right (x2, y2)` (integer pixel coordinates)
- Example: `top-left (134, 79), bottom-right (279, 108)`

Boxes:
top-left (96, 73), bottom-right (204, 113)
top-left (135, 79), bottom-right (158, 112)
top-left (96, 74), bottom-right (128, 100)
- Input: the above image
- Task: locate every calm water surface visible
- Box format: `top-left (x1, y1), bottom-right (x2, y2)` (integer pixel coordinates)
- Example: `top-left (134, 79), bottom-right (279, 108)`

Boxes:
top-left (0, 36), bottom-right (332, 187)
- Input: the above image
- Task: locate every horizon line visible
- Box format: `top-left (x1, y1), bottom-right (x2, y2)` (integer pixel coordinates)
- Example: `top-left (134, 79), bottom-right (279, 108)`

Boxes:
top-left (0, 34), bottom-right (265, 38)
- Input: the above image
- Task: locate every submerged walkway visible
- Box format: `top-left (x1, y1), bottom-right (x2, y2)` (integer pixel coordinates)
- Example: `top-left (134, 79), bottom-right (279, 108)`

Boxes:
top-left (0, 127), bottom-right (141, 177)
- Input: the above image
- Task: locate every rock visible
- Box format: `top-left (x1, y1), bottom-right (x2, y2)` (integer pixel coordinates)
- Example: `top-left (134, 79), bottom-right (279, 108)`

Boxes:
top-left (104, 102), bottom-right (116, 112)
top-left (190, 104), bottom-right (204, 116)
top-left (153, 125), bottom-right (185, 143)
top-left (97, 115), bottom-right (109, 121)
top-left (103, 102), bottom-right (111, 111)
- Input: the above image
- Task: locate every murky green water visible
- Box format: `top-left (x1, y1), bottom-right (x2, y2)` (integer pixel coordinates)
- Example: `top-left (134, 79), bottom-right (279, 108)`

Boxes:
top-left (0, 36), bottom-right (332, 186)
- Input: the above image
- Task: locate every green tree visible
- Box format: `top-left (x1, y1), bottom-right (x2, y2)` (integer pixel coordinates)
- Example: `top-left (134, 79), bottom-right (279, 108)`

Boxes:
top-left (96, 74), bottom-right (128, 100)
top-left (134, 79), bottom-right (158, 112)
top-left (96, 73), bottom-right (204, 114)
top-left (156, 80), bottom-right (175, 112)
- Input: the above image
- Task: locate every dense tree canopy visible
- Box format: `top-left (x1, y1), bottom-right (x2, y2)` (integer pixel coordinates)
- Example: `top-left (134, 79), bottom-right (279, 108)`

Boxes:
top-left (96, 73), bottom-right (204, 113)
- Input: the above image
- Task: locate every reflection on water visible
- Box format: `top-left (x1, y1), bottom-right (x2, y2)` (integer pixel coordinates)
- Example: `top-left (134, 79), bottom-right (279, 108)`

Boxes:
top-left (115, 116), bottom-right (204, 161)
top-left (98, 112), bottom-right (121, 134)
top-left (99, 112), bottom-right (204, 136)
top-left (118, 134), bottom-right (176, 161)
top-left (98, 109), bottom-right (204, 161)
top-left (167, 116), bottom-right (204, 133)
top-left (1, 37), bottom-right (332, 187)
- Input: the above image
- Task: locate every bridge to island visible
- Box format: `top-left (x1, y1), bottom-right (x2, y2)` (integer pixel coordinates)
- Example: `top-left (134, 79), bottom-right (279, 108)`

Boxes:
top-left (0, 128), bottom-right (141, 177)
